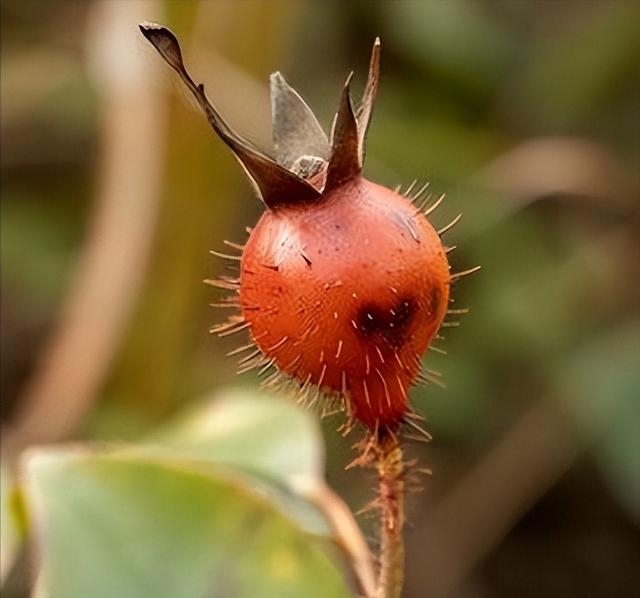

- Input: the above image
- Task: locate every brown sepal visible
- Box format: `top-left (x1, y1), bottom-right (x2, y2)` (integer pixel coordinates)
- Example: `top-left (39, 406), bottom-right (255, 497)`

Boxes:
top-left (139, 22), bottom-right (321, 209)
top-left (325, 73), bottom-right (361, 191)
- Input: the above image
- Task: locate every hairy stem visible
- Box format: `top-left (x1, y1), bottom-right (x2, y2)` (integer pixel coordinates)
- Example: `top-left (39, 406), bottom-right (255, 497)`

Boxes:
top-left (376, 434), bottom-right (405, 598)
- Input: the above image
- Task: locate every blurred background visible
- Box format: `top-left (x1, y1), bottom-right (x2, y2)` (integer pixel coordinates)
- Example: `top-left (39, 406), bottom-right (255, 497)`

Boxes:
top-left (2, 1), bottom-right (639, 597)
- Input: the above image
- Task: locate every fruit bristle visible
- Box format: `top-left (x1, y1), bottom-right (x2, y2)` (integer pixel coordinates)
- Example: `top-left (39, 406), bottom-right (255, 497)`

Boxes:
top-left (236, 176), bottom-right (450, 430)
top-left (141, 24), bottom-right (478, 433)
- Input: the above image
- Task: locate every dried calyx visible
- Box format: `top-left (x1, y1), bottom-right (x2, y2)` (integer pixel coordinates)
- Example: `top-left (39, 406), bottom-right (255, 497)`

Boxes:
top-left (139, 22), bottom-right (379, 208)
top-left (140, 23), bottom-right (478, 433)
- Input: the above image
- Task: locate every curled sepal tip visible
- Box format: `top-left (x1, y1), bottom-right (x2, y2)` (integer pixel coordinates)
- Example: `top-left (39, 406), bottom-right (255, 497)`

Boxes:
top-left (139, 22), bottom-right (321, 209)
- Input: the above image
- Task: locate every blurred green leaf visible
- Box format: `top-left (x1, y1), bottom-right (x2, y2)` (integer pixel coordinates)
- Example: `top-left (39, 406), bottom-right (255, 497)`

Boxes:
top-left (384, 0), bottom-right (516, 96)
top-left (140, 388), bottom-right (330, 534)
top-left (0, 192), bottom-right (78, 307)
top-left (148, 388), bottom-right (324, 486)
top-left (25, 450), bottom-right (352, 598)
top-left (1, 465), bottom-right (21, 582)
top-left (558, 320), bottom-right (640, 521)
top-left (516, 2), bottom-right (640, 128)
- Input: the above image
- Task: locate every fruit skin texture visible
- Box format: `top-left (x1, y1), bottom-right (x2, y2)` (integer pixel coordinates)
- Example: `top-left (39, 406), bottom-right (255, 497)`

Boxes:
top-left (240, 176), bottom-right (450, 429)
top-left (138, 25), bottom-right (453, 430)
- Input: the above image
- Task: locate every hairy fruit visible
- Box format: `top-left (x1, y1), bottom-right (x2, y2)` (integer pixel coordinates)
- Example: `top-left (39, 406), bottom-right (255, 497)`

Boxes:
top-left (240, 177), bottom-right (449, 428)
top-left (140, 24), bottom-right (472, 432)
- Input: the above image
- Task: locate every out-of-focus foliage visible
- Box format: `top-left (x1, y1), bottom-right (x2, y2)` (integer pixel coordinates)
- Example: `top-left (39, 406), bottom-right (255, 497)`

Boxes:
top-left (0, 466), bottom-right (20, 583)
top-left (25, 390), bottom-right (350, 598)
top-left (2, 1), bottom-right (639, 597)
top-left (558, 323), bottom-right (640, 520)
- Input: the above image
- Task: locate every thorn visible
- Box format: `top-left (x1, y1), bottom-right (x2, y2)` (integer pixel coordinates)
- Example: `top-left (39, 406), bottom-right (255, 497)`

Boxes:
top-left (395, 373), bottom-right (407, 400)
top-left (258, 357), bottom-right (277, 376)
top-left (403, 417), bottom-right (433, 441)
top-left (428, 345), bottom-right (447, 355)
top-left (237, 347), bottom-right (262, 365)
top-left (223, 240), bottom-right (245, 251)
top-left (209, 301), bottom-right (240, 309)
top-left (317, 363), bottom-right (328, 387)
top-left (226, 342), bottom-right (256, 357)
top-left (449, 265), bottom-right (481, 282)
top-left (203, 278), bottom-right (239, 290)
top-left (267, 336), bottom-right (289, 352)
top-left (424, 367), bottom-right (442, 377)
top-left (410, 181), bottom-right (430, 202)
top-left (437, 213), bottom-right (462, 236)
top-left (404, 179), bottom-right (418, 197)
top-left (424, 193), bottom-right (446, 217)
top-left (237, 356), bottom-right (266, 374)
top-left (363, 379), bottom-right (372, 408)
top-left (284, 353), bottom-right (302, 370)
top-left (210, 249), bottom-right (242, 261)
top-left (374, 345), bottom-right (385, 363)
top-left (417, 372), bottom-right (447, 389)
top-left (215, 320), bottom-right (251, 337)
top-left (404, 409), bottom-right (425, 421)
top-left (375, 368), bottom-right (392, 408)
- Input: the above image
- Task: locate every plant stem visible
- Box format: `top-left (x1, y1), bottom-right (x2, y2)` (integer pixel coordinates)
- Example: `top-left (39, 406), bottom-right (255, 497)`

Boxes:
top-left (375, 434), bottom-right (405, 598)
top-left (303, 481), bottom-right (377, 598)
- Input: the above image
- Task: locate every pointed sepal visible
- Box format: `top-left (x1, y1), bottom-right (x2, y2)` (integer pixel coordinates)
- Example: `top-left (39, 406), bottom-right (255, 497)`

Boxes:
top-left (356, 37), bottom-right (381, 165)
top-left (139, 22), bottom-right (321, 209)
top-left (270, 72), bottom-right (330, 169)
top-left (325, 73), bottom-right (361, 190)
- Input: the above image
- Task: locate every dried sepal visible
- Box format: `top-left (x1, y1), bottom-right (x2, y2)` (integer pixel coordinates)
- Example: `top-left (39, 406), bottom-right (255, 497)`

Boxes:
top-left (356, 37), bottom-right (381, 165)
top-left (270, 72), bottom-right (330, 169)
top-left (139, 22), bottom-right (321, 209)
top-left (140, 23), bottom-right (385, 202)
top-left (325, 73), bottom-right (361, 191)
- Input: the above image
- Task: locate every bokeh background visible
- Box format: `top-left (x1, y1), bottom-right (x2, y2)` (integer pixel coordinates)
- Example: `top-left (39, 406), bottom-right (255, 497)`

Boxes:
top-left (2, 1), bottom-right (639, 597)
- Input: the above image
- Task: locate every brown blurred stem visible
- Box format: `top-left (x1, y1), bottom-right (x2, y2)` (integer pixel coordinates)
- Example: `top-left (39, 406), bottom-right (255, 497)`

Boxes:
top-left (375, 434), bottom-right (405, 598)
top-left (303, 481), bottom-right (377, 598)
top-left (2, 1), bottom-right (166, 464)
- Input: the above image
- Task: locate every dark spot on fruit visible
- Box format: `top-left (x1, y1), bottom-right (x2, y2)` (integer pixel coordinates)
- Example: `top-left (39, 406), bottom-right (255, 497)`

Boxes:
top-left (355, 297), bottom-right (417, 348)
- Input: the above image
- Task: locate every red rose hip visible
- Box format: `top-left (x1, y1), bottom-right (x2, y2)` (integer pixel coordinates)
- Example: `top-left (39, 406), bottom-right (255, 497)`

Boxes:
top-left (139, 24), bottom-right (471, 432)
top-left (240, 177), bottom-right (449, 428)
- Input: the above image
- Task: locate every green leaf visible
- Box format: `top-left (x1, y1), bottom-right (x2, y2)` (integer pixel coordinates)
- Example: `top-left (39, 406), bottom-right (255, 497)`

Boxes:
top-left (557, 320), bottom-right (640, 521)
top-left (138, 389), bottom-right (330, 535)
top-left (25, 450), bottom-right (353, 598)
top-left (1, 464), bottom-right (21, 582)
top-left (148, 388), bottom-right (324, 486)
